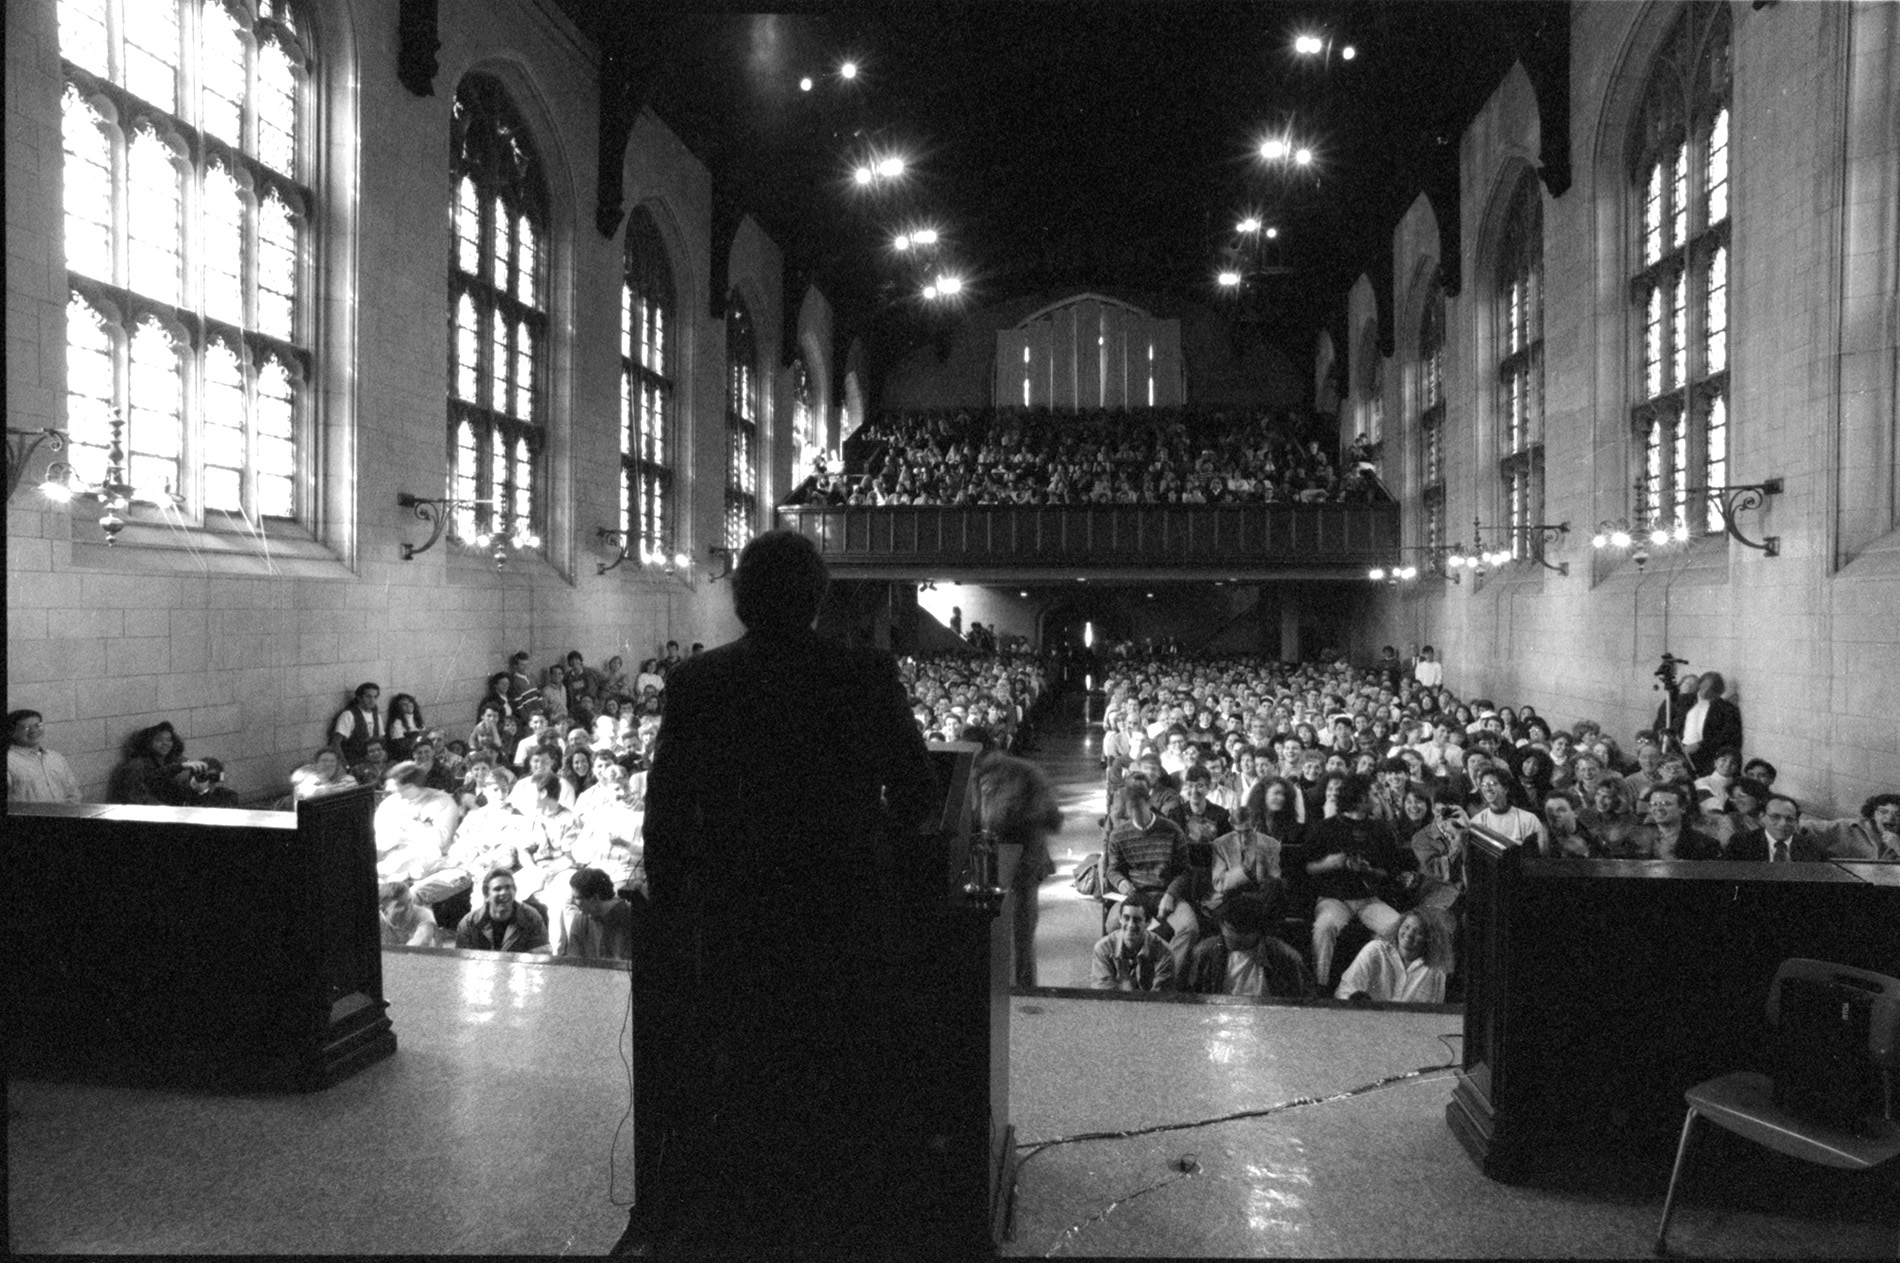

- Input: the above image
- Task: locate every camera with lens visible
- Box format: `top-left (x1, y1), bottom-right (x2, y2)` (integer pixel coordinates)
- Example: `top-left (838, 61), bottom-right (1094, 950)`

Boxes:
top-left (1653, 652), bottom-right (1689, 690)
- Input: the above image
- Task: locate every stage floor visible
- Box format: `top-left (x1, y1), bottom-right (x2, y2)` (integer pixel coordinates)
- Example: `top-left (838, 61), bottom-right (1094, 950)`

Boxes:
top-left (8, 950), bottom-right (1894, 1256)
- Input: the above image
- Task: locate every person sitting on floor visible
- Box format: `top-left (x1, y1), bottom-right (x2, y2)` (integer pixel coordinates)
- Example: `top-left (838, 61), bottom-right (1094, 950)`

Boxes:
top-left (378, 880), bottom-right (438, 947)
top-left (1089, 897), bottom-right (1175, 992)
top-left (1185, 892), bottom-right (1312, 998)
top-left (557, 866), bottom-right (636, 962)
top-left (374, 761), bottom-right (468, 908)
top-left (454, 868), bottom-right (549, 953)
top-left (1335, 907), bottom-right (1453, 1005)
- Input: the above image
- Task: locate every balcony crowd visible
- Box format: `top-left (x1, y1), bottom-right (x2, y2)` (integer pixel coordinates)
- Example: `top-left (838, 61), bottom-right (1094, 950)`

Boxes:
top-left (785, 406), bottom-right (1388, 508)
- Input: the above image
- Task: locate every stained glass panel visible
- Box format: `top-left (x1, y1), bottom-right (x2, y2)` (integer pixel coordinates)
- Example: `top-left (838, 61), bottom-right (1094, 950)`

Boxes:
top-left (204, 161), bottom-right (245, 325)
top-left (1669, 279), bottom-right (1686, 390)
top-left (203, 339), bottom-right (247, 511)
top-left (256, 358), bottom-right (296, 516)
top-left (256, 191), bottom-right (297, 339)
top-left (56, 0), bottom-right (111, 72)
top-left (129, 317), bottom-right (182, 501)
top-left (129, 126), bottom-right (183, 304)
top-left (1643, 163), bottom-right (1663, 266)
top-left (1704, 395), bottom-right (1727, 533)
top-left (200, 3), bottom-right (246, 147)
top-left (454, 420), bottom-right (479, 537)
top-left (65, 293), bottom-right (115, 488)
top-left (1705, 246), bottom-right (1727, 375)
top-left (513, 323), bottom-right (533, 421)
top-left (124, 0), bottom-right (181, 113)
top-left (255, 35), bottom-right (297, 173)
top-left (1706, 109), bottom-right (1729, 226)
top-left (61, 89), bottom-right (114, 281)
top-left (457, 178), bottom-right (481, 275)
top-left (516, 216), bottom-right (537, 308)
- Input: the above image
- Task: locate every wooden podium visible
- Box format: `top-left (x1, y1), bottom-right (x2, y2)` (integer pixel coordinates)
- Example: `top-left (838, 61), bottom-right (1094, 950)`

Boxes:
top-left (1448, 827), bottom-right (1900, 1184)
top-left (7, 787), bottom-right (396, 1091)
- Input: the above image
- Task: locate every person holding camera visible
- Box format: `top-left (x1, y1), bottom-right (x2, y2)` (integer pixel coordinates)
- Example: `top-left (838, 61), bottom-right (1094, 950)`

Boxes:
top-left (1305, 773), bottom-right (1415, 989)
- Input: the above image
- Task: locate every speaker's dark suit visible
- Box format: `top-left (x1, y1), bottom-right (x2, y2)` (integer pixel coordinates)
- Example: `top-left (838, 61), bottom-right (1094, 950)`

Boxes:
top-left (636, 625), bottom-right (937, 1259)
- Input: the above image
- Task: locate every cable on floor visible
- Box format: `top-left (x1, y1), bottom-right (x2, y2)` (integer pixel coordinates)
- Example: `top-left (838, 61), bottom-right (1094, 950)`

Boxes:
top-left (1043, 1152), bottom-right (1202, 1257)
top-left (607, 978), bottom-right (637, 1206)
top-left (1008, 1053), bottom-right (1464, 1243)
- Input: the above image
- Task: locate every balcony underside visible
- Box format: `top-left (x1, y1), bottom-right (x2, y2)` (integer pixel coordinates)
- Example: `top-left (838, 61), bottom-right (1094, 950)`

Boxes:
top-left (776, 503), bottom-right (1400, 582)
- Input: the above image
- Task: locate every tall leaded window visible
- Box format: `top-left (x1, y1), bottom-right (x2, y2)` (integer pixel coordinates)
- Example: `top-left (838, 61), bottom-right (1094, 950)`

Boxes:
top-left (1496, 171), bottom-right (1544, 560)
top-left (449, 75), bottom-right (547, 546)
top-left (1632, 2), bottom-right (1731, 536)
top-left (724, 296), bottom-right (758, 549)
top-left (58, 0), bottom-right (311, 520)
top-left (791, 357), bottom-right (817, 476)
top-left (1418, 281), bottom-right (1447, 554)
top-left (620, 209), bottom-right (673, 562)
top-left (1356, 322), bottom-right (1384, 447)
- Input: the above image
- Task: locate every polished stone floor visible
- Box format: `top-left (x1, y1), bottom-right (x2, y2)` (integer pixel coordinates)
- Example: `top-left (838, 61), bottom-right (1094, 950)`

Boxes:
top-left (8, 706), bottom-right (1894, 1256)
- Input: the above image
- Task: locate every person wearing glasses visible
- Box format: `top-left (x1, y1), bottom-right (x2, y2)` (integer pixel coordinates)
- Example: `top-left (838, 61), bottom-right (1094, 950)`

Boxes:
top-left (6, 709), bottom-right (80, 803)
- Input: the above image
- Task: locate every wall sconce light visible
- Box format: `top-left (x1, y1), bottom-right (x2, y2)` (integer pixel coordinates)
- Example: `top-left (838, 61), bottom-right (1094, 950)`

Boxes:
top-left (398, 492), bottom-right (538, 569)
top-left (707, 544), bottom-right (737, 582)
top-left (597, 527), bottom-right (691, 577)
top-left (1696, 479), bottom-right (1783, 556)
top-left (27, 411), bottom-right (163, 545)
top-left (1449, 518), bottom-right (1571, 577)
top-left (7, 426), bottom-right (68, 500)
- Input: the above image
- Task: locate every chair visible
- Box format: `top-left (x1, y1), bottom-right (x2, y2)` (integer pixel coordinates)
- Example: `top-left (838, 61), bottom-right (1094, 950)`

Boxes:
top-left (1655, 959), bottom-right (1900, 1255)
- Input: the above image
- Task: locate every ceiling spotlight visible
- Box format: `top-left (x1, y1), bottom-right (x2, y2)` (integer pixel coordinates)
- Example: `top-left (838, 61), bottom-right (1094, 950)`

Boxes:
top-left (1341, 45), bottom-right (1357, 60)
top-left (876, 155), bottom-right (906, 178)
top-left (1650, 528), bottom-right (1671, 546)
top-left (912, 227), bottom-right (938, 245)
top-left (1294, 147), bottom-right (1314, 166)
top-left (894, 234), bottom-right (911, 250)
top-left (1019, 590), bottom-right (1028, 598)
top-left (1238, 216), bottom-right (1261, 233)
top-left (840, 60), bottom-right (858, 80)
top-left (1217, 270), bottom-right (1242, 287)
top-left (1368, 567), bottom-right (1386, 581)
top-left (853, 166), bottom-right (874, 185)
top-left (1294, 34), bottom-right (1323, 55)
top-left (799, 76), bottom-right (813, 92)
top-left (1259, 138), bottom-right (1290, 161)
top-left (1265, 226), bottom-right (1279, 239)
top-left (922, 284), bottom-right (938, 299)
top-left (936, 275), bottom-right (962, 295)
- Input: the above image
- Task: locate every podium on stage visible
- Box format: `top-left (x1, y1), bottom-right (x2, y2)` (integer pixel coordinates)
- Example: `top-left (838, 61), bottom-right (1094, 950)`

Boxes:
top-left (1449, 825), bottom-right (1899, 1184)
top-left (7, 787), bottom-right (396, 1091)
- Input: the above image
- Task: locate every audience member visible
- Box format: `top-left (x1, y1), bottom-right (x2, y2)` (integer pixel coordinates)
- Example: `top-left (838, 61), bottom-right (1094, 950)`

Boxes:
top-left (1305, 774), bottom-right (1414, 988)
top-left (1805, 793), bottom-right (1900, 861)
top-left (556, 867), bottom-right (636, 961)
top-left (6, 709), bottom-right (80, 803)
top-left (1185, 892), bottom-right (1312, 997)
top-left (972, 735), bottom-right (1064, 989)
top-left (1335, 908), bottom-right (1453, 1004)
top-left (330, 682), bottom-right (384, 766)
top-left (1629, 782), bottom-right (1724, 860)
top-left (1723, 792), bottom-right (1827, 863)
top-left (109, 721), bottom-right (194, 805)
top-left (1090, 898), bottom-right (1176, 991)
top-left (385, 693), bottom-right (426, 761)
top-left (454, 868), bottom-right (550, 952)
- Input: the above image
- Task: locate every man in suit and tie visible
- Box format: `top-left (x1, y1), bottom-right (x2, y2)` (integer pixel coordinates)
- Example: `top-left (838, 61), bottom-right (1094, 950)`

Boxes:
top-left (1722, 793), bottom-right (1827, 863)
top-left (630, 529), bottom-right (938, 1260)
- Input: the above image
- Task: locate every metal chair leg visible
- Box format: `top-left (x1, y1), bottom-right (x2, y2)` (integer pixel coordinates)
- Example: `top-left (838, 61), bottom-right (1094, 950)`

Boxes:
top-left (1655, 1106), bottom-right (1699, 1255)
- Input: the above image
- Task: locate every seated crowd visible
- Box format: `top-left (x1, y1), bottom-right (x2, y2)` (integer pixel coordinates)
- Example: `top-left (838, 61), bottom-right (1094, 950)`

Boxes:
top-left (785, 406), bottom-right (1387, 509)
top-left (1084, 649), bottom-right (1900, 1004)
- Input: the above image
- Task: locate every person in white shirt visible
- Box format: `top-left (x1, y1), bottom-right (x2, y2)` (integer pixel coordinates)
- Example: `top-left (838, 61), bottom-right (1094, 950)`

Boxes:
top-left (1336, 908), bottom-right (1451, 1004)
top-left (6, 709), bottom-right (82, 803)
top-left (1413, 645), bottom-right (1444, 689)
top-left (1459, 768), bottom-right (1549, 852)
top-left (375, 762), bottom-right (467, 907)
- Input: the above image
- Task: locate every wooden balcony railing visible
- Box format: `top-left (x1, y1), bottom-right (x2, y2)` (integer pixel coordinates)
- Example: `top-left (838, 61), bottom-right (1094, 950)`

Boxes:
top-left (775, 501), bottom-right (1400, 575)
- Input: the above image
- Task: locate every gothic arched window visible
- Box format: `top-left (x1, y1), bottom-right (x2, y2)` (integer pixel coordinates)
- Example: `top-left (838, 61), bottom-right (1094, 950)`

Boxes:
top-left (1496, 170), bottom-right (1544, 559)
top-left (621, 208), bottom-right (674, 561)
top-left (724, 296), bottom-right (758, 549)
top-left (1418, 280), bottom-right (1447, 553)
top-left (59, 0), bottom-right (312, 521)
top-left (791, 356), bottom-right (816, 475)
top-left (449, 74), bottom-right (548, 547)
top-left (1630, 1), bottom-right (1731, 536)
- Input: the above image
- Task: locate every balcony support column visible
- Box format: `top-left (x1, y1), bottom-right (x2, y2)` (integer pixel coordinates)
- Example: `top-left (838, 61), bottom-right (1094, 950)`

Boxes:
top-left (1280, 585), bottom-right (1303, 663)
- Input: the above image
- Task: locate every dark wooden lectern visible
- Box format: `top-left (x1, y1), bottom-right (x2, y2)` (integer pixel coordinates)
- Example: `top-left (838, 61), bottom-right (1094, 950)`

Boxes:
top-left (7, 786), bottom-right (396, 1091)
top-left (1449, 826), bottom-right (1899, 1185)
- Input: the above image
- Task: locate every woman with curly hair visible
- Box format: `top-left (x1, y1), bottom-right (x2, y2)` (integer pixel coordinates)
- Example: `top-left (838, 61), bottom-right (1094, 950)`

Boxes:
top-left (385, 693), bottom-right (426, 762)
top-left (110, 721), bottom-right (191, 805)
top-left (1335, 906), bottom-right (1455, 1004)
